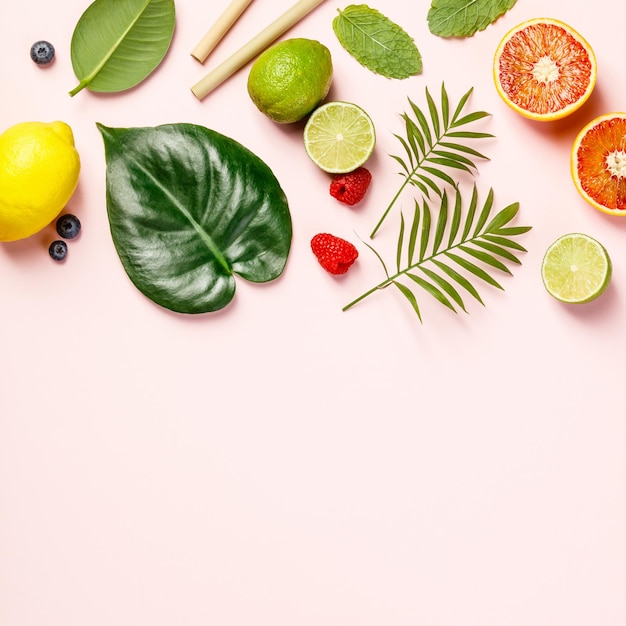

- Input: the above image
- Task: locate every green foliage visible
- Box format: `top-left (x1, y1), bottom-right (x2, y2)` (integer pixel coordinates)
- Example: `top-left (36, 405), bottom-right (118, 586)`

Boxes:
top-left (344, 185), bottom-right (531, 321)
top-left (69, 0), bottom-right (175, 96)
top-left (427, 0), bottom-right (518, 38)
top-left (332, 4), bottom-right (422, 79)
top-left (370, 83), bottom-right (492, 238)
top-left (98, 123), bottom-right (292, 314)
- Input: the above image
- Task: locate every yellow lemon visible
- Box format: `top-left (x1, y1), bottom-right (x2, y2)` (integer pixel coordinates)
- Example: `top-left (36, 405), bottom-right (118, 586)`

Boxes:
top-left (0, 121), bottom-right (81, 242)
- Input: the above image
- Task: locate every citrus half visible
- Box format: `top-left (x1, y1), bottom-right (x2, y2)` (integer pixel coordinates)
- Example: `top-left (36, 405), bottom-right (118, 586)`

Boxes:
top-left (541, 233), bottom-right (611, 303)
top-left (493, 18), bottom-right (597, 122)
top-left (571, 112), bottom-right (626, 215)
top-left (303, 101), bottom-right (375, 173)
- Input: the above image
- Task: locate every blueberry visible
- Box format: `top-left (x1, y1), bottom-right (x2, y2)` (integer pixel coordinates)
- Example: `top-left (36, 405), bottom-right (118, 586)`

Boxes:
top-left (56, 214), bottom-right (81, 239)
top-left (30, 40), bottom-right (55, 65)
top-left (49, 240), bottom-right (67, 261)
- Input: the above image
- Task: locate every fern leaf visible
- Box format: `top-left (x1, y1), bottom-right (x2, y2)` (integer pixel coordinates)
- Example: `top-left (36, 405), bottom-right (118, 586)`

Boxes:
top-left (371, 83), bottom-right (492, 238)
top-left (343, 185), bottom-right (532, 321)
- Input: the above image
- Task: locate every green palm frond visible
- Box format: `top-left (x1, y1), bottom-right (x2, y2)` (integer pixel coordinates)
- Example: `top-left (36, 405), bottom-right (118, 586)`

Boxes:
top-left (344, 184), bottom-right (531, 321)
top-left (369, 83), bottom-right (493, 238)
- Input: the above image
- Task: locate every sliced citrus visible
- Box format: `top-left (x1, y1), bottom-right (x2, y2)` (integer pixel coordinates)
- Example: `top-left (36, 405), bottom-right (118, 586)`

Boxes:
top-left (493, 18), bottom-right (597, 121)
top-left (541, 233), bottom-right (611, 303)
top-left (303, 101), bottom-right (375, 173)
top-left (571, 113), bottom-right (626, 215)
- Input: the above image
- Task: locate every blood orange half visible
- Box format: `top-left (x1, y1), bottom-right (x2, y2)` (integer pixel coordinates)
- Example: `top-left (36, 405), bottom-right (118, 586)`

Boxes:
top-left (571, 113), bottom-right (626, 216)
top-left (494, 18), bottom-right (597, 122)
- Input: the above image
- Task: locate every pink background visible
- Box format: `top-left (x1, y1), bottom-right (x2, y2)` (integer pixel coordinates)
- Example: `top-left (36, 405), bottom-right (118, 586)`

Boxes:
top-left (1, 1), bottom-right (625, 624)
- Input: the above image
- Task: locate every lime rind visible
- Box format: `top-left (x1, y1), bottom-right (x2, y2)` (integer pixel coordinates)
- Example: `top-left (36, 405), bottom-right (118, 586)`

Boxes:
top-left (541, 233), bottom-right (611, 303)
top-left (303, 101), bottom-right (376, 173)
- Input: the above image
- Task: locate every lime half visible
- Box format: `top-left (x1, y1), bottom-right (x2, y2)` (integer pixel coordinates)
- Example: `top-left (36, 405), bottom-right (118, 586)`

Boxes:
top-left (303, 101), bottom-right (375, 173)
top-left (541, 233), bottom-right (611, 303)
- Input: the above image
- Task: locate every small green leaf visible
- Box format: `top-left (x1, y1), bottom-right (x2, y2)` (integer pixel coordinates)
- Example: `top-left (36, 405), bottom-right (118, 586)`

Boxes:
top-left (432, 190), bottom-right (449, 254)
top-left (70, 0), bottom-right (175, 95)
top-left (446, 251), bottom-right (504, 290)
top-left (459, 244), bottom-right (511, 274)
top-left (473, 239), bottom-right (521, 264)
top-left (484, 202), bottom-right (519, 231)
top-left (97, 123), bottom-right (292, 314)
top-left (420, 266), bottom-right (467, 312)
top-left (433, 259), bottom-right (484, 305)
top-left (333, 4), bottom-right (422, 79)
top-left (393, 281), bottom-right (423, 321)
top-left (482, 233), bottom-right (528, 252)
top-left (427, 0), bottom-right (518, 38)
top-left (406, 273), bottom-right (457, 312)
top-left (419, 199), bottom-right (431, 261)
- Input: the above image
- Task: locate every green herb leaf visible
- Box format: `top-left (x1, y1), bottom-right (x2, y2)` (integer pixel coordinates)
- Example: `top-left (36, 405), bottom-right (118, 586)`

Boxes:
top-left (344, 185), bottom-right (531, 321)
top-left (427, 0), bottom-right (517, 38)
top-left (332, 4), bottom-right (422, 79)
top-left (97, 123), bottom-right (292, 314)
top-left (69, 0), bottom-right (175, 96)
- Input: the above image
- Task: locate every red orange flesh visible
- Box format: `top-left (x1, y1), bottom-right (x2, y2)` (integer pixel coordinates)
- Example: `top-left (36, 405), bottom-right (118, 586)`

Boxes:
top-left (494, 18), bottom-right (596, 121)
top-left (571, 113), bottom-right (626, 215)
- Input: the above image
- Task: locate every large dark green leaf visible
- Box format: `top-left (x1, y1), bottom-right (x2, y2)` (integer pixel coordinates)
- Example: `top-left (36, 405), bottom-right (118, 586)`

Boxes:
top-left (97, 123), bottom-right (292, 314)
top-left (70, 0), bottom-right (175, 96)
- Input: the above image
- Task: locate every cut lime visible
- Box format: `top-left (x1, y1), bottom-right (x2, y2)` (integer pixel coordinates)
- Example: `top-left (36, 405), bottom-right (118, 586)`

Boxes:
top-left (541, 233), bottom-right (611, 303)
top-left (303, 101), bottom-right (375, 173)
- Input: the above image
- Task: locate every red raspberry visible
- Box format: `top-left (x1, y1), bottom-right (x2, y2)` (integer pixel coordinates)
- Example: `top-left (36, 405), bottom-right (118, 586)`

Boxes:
top-left (329, 167), bottom-right (372, 205)
top-left (311, 233), bottom-right (359, 275)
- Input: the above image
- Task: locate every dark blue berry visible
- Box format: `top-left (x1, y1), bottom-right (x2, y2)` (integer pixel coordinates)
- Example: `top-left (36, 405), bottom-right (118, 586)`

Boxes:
top-left (30, 41), bottom-right (55, 65)
top-left (49, 240), bottom-right (67, 261)
top-left (56, 214), bottom-right (81, 239)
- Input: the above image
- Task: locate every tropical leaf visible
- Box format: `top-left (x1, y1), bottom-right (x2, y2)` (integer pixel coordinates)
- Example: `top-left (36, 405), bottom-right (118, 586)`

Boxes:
top-left (344, 184), bottom-right (531, 321)
top-left (98, 123), bottom-right (292, 314)
top-left (69, 0), bottom-right (175, 96)
top-left (370, 83), bottom-right (492, 238)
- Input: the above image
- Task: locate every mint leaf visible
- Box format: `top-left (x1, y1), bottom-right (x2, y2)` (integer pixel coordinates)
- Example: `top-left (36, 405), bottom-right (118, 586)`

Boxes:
top-left (333, 4), bottom-right (422, 79)
top-left (427, 0), bottom-right (517, 37)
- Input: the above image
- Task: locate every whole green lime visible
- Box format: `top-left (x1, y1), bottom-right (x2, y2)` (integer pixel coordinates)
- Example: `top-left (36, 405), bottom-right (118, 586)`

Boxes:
top-left (247, 38), bottom-right (333, 124)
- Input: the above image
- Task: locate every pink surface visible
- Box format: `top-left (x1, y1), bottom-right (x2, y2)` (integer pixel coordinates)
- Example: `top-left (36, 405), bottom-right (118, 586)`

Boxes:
top-left (1, 1), bottom-right (625, 624)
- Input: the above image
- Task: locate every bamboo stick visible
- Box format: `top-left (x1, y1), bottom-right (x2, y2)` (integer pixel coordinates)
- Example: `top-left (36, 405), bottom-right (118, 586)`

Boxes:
top-left (191, 0), bottom-right (327, 101)
top-left (191, 0), bottom-right (256, 63)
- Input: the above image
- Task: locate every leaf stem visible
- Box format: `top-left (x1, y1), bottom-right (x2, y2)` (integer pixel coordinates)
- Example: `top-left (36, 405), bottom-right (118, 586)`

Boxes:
top-left (69, 81), bottom-right (88, 97)
top-left (369, 175), bottom-right (411, 239)
top-left (344, 231), bottom-right (493, 312)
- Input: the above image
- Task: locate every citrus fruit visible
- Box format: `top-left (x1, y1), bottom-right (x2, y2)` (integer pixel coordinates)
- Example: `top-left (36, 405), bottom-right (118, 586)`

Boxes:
top-left (571, 112), bottom-right (626, 215)
top-left (0, 121), bottom-right (80, 242)
top-left (303, 101), bottom-right (376, 173)
top-left (247, 38), bottom-right (332, 124)
top-left (493, 18), bottom-right (597, 121)
top-left (541, 233), bottom-right (611, 303)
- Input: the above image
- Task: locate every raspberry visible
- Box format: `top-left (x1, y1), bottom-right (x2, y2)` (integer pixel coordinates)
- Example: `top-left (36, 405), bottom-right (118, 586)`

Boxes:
top-left (329, 167), bottom-right (372, 205)
top-left (311, 233), bottom-right (358, 275)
